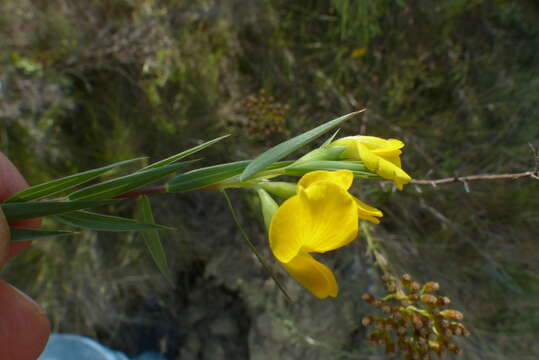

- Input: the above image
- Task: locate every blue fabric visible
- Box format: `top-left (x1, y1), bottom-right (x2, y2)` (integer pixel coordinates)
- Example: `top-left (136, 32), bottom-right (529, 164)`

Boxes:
top-left (38, 334), bottom-right (166, 360)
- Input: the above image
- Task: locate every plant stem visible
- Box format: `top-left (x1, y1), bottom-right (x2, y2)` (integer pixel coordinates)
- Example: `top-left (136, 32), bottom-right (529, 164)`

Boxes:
top-left (221, 189), bottom-right (291, 302)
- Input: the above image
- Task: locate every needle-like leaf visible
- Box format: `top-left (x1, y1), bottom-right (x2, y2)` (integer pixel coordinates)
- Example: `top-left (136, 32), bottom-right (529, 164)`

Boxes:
top-left (239, 110), bottom-right (365, 181)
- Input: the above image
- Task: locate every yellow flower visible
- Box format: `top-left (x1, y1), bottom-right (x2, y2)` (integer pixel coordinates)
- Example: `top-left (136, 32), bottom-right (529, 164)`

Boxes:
top-left (332, 136), bottom-right (412, 190)
top-left (269, 170), bottom-right (382, 299)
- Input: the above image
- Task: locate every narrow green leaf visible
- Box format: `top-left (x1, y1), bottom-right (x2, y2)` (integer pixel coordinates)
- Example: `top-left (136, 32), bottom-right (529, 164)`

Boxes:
top-left (54, 210), bottom-right (170, 231)
top-left (166, 160), bottom-right (292, 193)
top-left (5, 158), bottom-right (144, 202)
top-left (141, 135), bottom-right (230, 171)
top-left (10, 228), bottom-right (74, 242)
top-left (69, 161), bottom-right (195, 200)
top-left (239, 109), bottom-right (365, 181)
top-left (1, 199), bottom-right (119, 222)
top-left (138, 196), bottom-right (173, 283)
top-left (166, 160), bottom-right (251, 192)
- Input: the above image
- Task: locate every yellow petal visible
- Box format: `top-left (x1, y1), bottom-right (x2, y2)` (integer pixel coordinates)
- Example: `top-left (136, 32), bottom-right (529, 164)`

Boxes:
top-left (298, 169), bottom-right (354, 191)
top-left (269, 192), bottom-right (309, 263)
top-left (300, 181), bottom-right (359, 252)
top-left (356, 143), bottom-right (411, 190)
top-left (381, 153), bottom-right (402, 168)
top-left (282, 251), bottom-right (338, 299)
top-left (354, 197), bottom-right (383, 224)
top-left (333, 136), bottom-right (404, 159)
top-left (356, 136), bottom-right (404, 151)
top-left (269, 181), bottom-right (358, 262)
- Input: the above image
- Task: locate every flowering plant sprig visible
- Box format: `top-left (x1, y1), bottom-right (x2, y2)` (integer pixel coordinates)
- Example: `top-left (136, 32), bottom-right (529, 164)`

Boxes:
top-left (0, 109), bottom-right (413, 288)
top-left (0, 112), bottom-right (359, 275)
top-left (0, 109), bottom-right (451, 355)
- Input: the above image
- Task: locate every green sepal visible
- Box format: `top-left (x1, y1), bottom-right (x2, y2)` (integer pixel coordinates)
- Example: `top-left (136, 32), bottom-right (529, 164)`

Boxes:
top-left (138, 195), bottom-right (173, 284)
top-left (10, 228), bottom-right (75, 242)
top-left (5, 158), bottom-right (144, 203)
top-left (239, 110), bottom-right (364, 181)
top-left (284, 160), bottom-right (377, 178)
top-left (1, 199), bottom-right (119, 222)
top-left (141, 135), bottom-right (229, 171)
top-left (322, 129), bottom-right (341, 146)
top-left (295, 145), bottom-right (345, 162)
top-left (54, 210), bottom-right (170, 231)
top-left (258, 182), bottom-right (297, 199)
top-left (256, 189), bottom-right (279, 231)
top-left (69, 161), bottom-right (195, 200)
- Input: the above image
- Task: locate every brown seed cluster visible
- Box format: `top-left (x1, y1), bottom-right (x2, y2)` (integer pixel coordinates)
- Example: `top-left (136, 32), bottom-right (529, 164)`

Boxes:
top-left (361, 274), bottom-right (470, 359)
top-left (239, 89), bottom-right (289, 139)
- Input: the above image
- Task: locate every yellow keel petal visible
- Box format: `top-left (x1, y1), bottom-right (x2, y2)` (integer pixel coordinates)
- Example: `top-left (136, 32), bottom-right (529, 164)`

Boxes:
top-left (283, 252), bottom-right (338, 299)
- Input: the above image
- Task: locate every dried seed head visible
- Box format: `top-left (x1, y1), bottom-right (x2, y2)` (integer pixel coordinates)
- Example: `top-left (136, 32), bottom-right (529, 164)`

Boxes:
top-left (368, 332), bottom-right (382, 344)
top-left (362, 293), bottom-right (375, 304)
top-left (421, 294), bottom-right (438, 305)
top-left (413, 314), bottom-right (424, 329)
top-left (361, 315), bottom-right (373, 327)
top-left (437, 296), bottom-right (451, 306)
top-left (440, 310), bottom-right (464, 321)
top-left (386, 341), bottom-right (396, 354)
top-left (410, 282), bottom-right (421, 292)
top-left (401, 274), bottom-right (413, 283)
top-left (447, 342), bottom-right (461, 354)
top-left (423, 282), bottom-right (440, 292)
top-left (429, 341), bottom-right (442, 353)
top-left (362, 274), bottom-right (467, 358)
top-left (398, 326), bottom-right (408, 336)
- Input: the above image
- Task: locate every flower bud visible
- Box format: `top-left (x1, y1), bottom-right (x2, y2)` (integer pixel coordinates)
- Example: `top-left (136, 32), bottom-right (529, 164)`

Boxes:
top-left (256, 189), bottom-right (279, 231)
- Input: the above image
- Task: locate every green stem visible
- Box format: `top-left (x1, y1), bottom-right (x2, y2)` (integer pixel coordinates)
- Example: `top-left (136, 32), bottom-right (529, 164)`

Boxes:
top-left (361, 221), bottom-right (393, 276)
top-left (221, 189), bottom-right (291, 302)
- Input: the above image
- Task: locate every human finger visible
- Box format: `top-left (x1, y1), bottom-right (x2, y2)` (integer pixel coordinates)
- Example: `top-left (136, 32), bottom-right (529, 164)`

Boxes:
top-left (0, 280), bottom-right (50, 359)
top-left (0, 152), bottom-right (41, 258)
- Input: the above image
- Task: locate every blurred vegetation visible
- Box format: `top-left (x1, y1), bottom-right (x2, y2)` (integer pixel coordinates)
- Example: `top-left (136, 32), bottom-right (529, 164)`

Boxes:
top-left (1, 0), bottom-right (538, 359)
